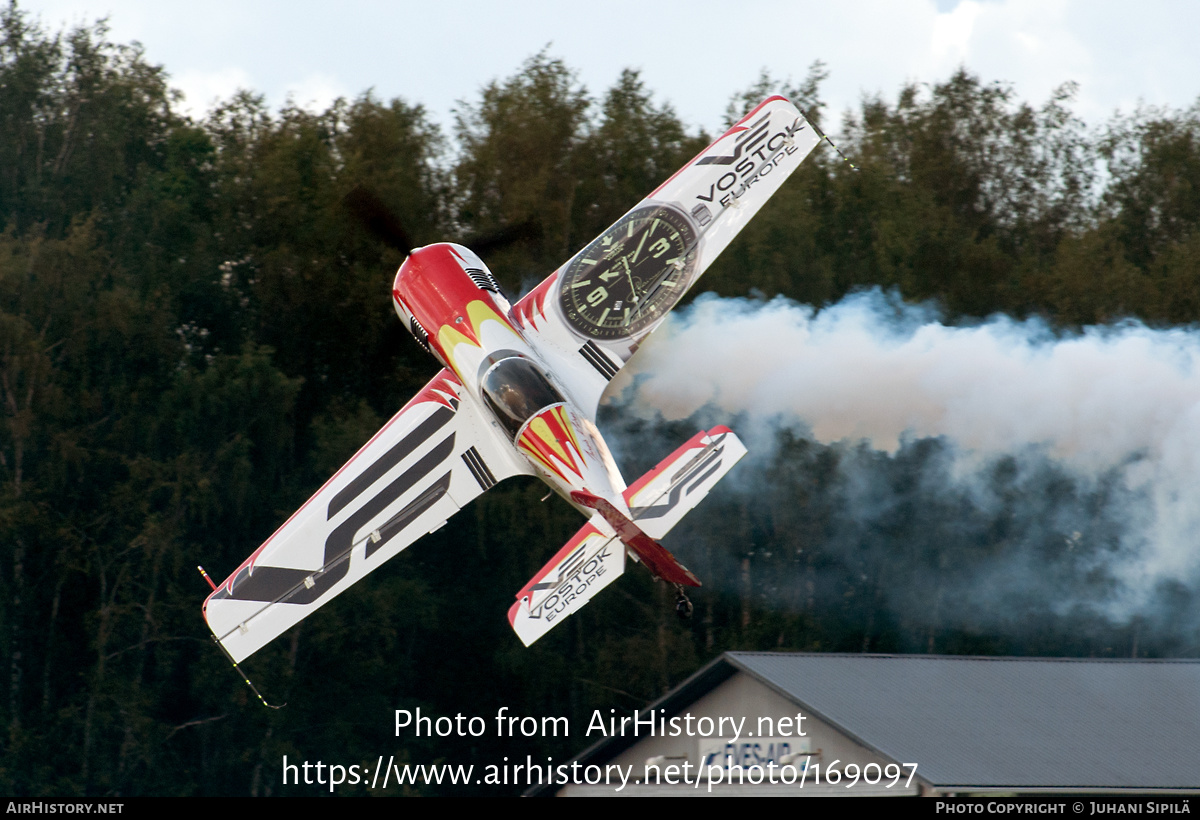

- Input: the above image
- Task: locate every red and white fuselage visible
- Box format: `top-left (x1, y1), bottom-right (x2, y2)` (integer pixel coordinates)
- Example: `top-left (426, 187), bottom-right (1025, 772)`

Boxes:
top-left (391, 243), bottom-right (627, 521)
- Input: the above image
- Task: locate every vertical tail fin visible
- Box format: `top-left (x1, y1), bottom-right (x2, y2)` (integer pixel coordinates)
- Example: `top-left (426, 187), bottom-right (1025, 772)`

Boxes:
top-left (570, 491), bottom-right (700, 587)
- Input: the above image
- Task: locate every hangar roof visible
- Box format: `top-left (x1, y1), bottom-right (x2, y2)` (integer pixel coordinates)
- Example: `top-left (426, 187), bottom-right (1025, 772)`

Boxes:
top-left (726, 653), bottom-right (1200, 789)
top-left (542, 652), bottom-right (1200, 792)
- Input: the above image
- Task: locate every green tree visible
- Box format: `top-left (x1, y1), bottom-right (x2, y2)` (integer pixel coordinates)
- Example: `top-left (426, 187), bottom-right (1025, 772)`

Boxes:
top-left (572, 69), bottom-right (708, 242)
top-left (0, 3), bottom-right (176, 238)
top-left (453, 51), bottom-right (590, 288)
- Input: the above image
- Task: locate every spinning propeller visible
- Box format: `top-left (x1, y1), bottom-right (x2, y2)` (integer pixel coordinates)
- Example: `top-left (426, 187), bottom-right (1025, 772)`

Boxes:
top-left (344, 185), bottom-right (541, 257)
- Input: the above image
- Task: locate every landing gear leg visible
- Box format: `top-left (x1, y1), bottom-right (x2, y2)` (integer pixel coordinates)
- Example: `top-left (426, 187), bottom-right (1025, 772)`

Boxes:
top-left (674, 585), bottom-right (693, 620)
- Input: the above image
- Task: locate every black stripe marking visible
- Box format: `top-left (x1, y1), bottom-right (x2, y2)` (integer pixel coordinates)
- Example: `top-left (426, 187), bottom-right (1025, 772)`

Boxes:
top-left (631, 446), bottom-right (725, 521)
top-left (226, 434), bottom-right (455, 604)
top-left (697, 113), bottom-right (771, 166)
top-left (462, 447), bottom-right (496, 490)
top-left (589, 343), bottom-right (620, 378)
top-left (365, 472), bottom-right (451, 559)
top-left (466, 268), bottom-right (502, 294)
top-left (686, 461), bottom-right (723, 495)
top-left (410, 317), bottom-right (432, 353)
top-left (579, 342), bottom-right (619, 381)
top-left (531, 546), bottom-right (586, 592)
top-left (328, 406), bottom-right (453, 519)
top-left (462, 449), bottom-right (484, 486)
top-left (671, 442), bottom-right (724, 485)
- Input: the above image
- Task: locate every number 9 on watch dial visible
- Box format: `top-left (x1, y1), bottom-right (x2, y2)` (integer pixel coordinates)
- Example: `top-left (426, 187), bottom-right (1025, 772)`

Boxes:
top-left (558, 204), bottom-right (698, 341)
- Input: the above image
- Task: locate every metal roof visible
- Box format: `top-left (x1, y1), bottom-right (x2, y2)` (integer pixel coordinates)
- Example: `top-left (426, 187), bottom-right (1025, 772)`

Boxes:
top-left (727, 652), bottom-right (1200, 789)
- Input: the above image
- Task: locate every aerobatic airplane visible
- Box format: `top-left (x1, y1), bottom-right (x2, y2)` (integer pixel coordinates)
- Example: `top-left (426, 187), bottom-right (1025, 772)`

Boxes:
top-left (203, 96), bottom-right (822, 663)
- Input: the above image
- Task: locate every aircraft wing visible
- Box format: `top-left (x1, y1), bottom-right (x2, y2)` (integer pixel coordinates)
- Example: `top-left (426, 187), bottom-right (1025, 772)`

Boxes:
top-left (511, 95), bottom-right (822, 419)
top-left (203, 369), bottom-right (532, 663)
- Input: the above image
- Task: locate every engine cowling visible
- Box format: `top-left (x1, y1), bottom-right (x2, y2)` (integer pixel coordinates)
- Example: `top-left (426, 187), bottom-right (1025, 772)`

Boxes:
top-left (391, 243), bottom-right (521, 385)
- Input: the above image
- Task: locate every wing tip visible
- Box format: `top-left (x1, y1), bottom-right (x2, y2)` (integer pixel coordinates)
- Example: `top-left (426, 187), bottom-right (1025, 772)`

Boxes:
top-left (735, 94), bottom-right (793, 125)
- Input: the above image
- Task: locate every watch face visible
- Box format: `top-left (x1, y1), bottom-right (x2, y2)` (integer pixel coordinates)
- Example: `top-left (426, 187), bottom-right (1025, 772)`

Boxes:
top-left (559, 205), bottom-right (699, 340)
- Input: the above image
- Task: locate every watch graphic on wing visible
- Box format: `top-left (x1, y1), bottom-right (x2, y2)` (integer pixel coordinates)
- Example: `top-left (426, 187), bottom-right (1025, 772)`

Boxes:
top-left (558, 204), bottom-right (699, 341)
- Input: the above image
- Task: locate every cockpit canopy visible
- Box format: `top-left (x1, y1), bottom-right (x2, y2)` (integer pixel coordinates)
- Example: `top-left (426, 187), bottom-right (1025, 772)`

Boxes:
top-left (480, 356), bottom-right (564, 439)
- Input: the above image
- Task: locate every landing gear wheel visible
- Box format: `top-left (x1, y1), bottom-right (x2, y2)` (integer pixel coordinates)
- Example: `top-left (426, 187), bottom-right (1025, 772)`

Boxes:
top-left (674, 586), bottom-right (693, 620)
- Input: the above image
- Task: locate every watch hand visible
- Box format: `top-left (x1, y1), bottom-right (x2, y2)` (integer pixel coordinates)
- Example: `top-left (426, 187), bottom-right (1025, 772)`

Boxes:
top-left (633, 256), bottom-right (688, 318)
top-left (628, 227), bottom-right (650, 265)
top-left (624, 261), bottom-right (638, 304)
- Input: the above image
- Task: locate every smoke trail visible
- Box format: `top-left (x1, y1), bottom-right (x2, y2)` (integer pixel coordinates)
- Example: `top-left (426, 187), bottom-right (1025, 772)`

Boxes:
top-left (606, 290), bottom-right (1200, 639)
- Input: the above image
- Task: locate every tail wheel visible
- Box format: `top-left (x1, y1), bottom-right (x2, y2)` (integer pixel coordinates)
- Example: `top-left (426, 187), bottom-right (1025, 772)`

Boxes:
top-left (674, 586), bottom-right (693, 620)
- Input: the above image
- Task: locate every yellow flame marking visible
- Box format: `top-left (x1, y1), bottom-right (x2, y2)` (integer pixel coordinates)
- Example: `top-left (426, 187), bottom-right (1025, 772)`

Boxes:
top-left (528, 416), bottom-right (577, 470)
top-left (436, 300), bottom-right (518, 371)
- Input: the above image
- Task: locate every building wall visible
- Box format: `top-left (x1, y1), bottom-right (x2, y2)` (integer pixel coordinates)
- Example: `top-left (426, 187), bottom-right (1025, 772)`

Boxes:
top-left (557, 671), bottom-right (917, 796)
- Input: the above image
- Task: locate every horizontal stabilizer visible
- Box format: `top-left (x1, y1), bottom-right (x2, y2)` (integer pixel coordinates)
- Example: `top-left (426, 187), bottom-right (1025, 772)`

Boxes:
top-left (623, 426), bottom-right (747, 539)
top-left (507, 425), bottom-right (746, 647)
top-left (508, 520), bottom-right (625, 647)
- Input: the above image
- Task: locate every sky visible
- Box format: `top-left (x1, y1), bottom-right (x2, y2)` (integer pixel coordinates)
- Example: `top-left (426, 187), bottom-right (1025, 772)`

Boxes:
top-left (26, 0), bottom-right (1200, 137)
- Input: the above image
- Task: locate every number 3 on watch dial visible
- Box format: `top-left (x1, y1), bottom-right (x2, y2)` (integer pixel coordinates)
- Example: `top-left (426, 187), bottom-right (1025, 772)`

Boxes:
top-left (559, 204), bottom-right (699, 340)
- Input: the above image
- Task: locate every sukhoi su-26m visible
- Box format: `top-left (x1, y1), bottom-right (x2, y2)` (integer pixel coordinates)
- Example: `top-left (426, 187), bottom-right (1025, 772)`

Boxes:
top-left (203, 96), bottom-right (822, 663)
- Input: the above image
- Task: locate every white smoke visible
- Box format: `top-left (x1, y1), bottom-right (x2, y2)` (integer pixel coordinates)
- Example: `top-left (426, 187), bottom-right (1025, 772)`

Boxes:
top-left (609, 290), bottom-right (1200, 617)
